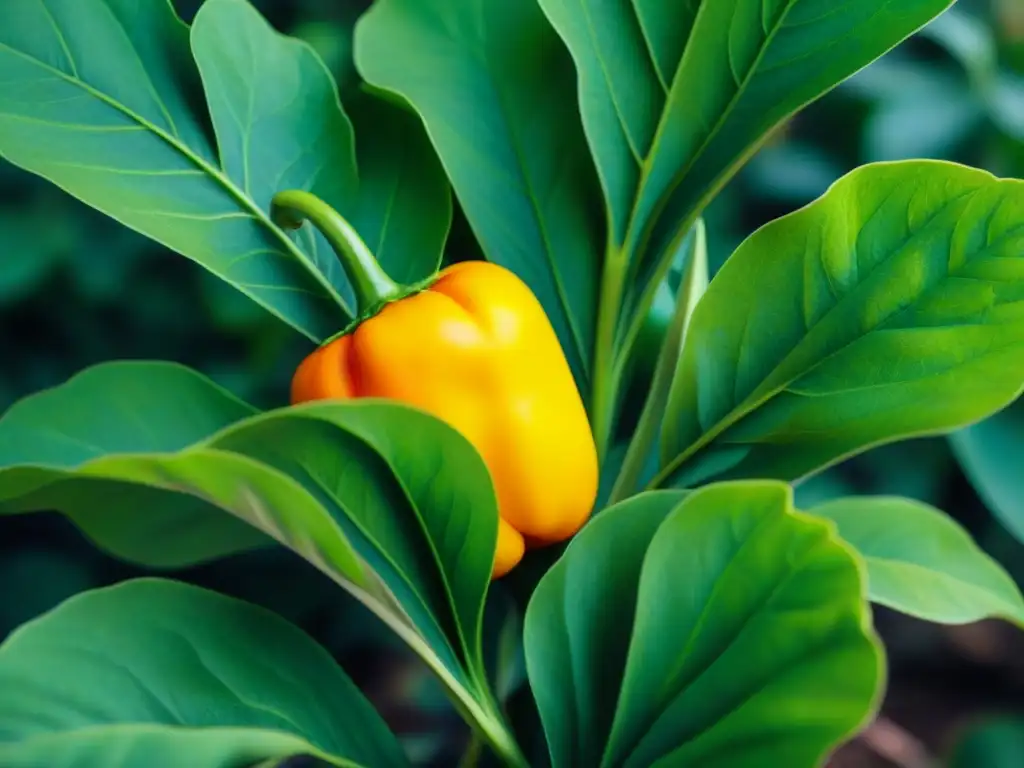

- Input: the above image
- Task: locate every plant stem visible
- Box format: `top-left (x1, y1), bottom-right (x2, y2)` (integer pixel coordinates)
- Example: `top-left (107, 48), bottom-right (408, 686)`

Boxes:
top-left (609, 220), bottom-right (707, 503)
top-left (271, 190), bottom-right (401, 315)
top-left (591, 244), bottom-right (628, 462)
top-left (341, 580), bottom-right (529, 768)
top-left (458, 734), bottom-right (484, 768)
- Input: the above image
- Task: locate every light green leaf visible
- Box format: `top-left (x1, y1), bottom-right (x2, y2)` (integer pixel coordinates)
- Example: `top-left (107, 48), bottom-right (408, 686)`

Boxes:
top-left (950, 398), bottom-right (1024, 544)
top-left (526, 481), bottom-right (882, 768)
top-left (0, 0), bottom-right (352, 340)
top-left (810, 496), bottom-right (1024, 626)
top-left (0, 362), bottom-right (512, 750)
top-left (353, 0), bottom-right (604, 391)
top-left (0, 578), bottom-right (408, 768)
top-left (658, 160), bottom-right (1024, 489)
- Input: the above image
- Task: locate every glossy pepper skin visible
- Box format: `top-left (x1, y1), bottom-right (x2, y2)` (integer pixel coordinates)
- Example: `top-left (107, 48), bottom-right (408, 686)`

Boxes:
top-left (288, 237), bottom-right (598, 579)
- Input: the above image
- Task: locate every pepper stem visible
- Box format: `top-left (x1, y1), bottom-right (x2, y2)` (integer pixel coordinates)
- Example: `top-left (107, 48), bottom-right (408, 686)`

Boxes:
top-left (271, 190), bottom-right (401, 315)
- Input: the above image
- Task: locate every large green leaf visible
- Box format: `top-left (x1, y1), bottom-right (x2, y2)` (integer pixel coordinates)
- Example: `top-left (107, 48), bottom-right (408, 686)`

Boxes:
top-left (0, 0), bottom-right (447, 341)
top-left (0, 578), bottom-right (408, 768)
top-left (0, 362), bottom-right (515, 756)
top-left (353, 0), bottom-right (604, 391)
top-left (950, 398), bottom-right (1024, 544)
top-left (811, 496), bottom-right (1024, 626)
top-left (0, 361), bottom-right (270, 564)
top-left (525, 481), bottom-right (882, 768)
top-left (539, 0), bottom-right (957, 361)
top-left (658, 161), bottom-right (1024, 488)
top-left (0, 0), bottom-right (345, 339)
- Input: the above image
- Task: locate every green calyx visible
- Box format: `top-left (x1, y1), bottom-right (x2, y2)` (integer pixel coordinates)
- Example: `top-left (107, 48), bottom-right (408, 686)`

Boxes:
top-left (271, 190), bottom-right (435, 343)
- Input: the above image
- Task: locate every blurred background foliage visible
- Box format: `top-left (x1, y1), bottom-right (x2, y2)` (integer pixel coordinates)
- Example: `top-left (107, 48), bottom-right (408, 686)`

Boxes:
top-left (2, 0), bottom-right (1024, 765)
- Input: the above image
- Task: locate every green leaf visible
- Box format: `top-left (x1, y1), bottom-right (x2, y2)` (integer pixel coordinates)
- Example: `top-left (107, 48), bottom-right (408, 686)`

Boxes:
top-left (189, 0), bottom-right (358, 308)
top-left (0, 361), bottom-right (515, 754)
top-left (532, 0), bottom-right (675, 245)
top-left (950, 398), bottom-right (1024, 543)
top-left (525, 481), bottom-right (882, 768)
top-left (658, 160), bottom-right (1024, 489)
top-left (0, 361), bottom-right (270, 565)
top-left (525, 490), bottom-right (687, 768)
top-left (353, 0), bottom-right (604, 391)
top-left (0, 578), bottom-right (407, 768)
top-left (639, 0), bottom-right (956, 257)
top-left (209, 401), bottom-right (497, 691)
top-left (347, 91), bottom-right (451, 287)
top-left (0, 0), bottom-right (351, 340)
top-left (539, 0), bottom-right (957, 362)
top-left (810, 496), bottom-right (1024, 626)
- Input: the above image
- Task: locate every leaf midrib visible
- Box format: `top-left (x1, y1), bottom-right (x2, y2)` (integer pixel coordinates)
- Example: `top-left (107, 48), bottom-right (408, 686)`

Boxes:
top-left (0, 39), bottom-right (344, 312)
top-left (607, 503), bottom-right (819, 766)
top-left (573, 0), bottom-right (647, 163)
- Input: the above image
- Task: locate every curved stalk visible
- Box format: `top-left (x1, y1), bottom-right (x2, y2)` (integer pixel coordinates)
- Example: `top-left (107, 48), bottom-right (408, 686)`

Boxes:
top-left (271, 190), bottom-right (401, 315)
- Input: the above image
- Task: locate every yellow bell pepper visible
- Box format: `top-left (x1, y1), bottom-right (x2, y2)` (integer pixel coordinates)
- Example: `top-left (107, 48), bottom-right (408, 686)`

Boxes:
top-left (275, 191), bottom-right (598, 579)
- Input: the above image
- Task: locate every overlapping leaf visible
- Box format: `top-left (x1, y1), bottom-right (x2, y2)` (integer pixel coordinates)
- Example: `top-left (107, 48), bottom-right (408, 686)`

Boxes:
top-left (0, 0), bottom-right (448, 341)
top-left (536, 0), bottom-right (958, 364)
top-left (811, 496), bottom-right (1024, 626)
top-left (525, 481), bottom-right (882, 768)
top-left (0, 361), bottom-right (504, 735)
top-left (0, 579), bottom-right (407, 768)
top-left (659, 160), bottom-right (1024, 488)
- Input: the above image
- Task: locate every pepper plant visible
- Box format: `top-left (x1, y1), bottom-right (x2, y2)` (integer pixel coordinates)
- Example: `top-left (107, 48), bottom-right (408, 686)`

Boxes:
top-left (2, 0), bottom-right (1024, 766)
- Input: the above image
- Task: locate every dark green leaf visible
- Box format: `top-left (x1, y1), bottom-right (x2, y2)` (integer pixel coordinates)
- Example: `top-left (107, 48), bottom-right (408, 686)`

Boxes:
top-left (189, 0), bottom-right (358, 310)
top-left (0, 361), bottom-right (269, 565)
top-left (0, 362), bottom-right (507, 740)
top-left (950, 398), bottom-right (1024, 543)
top-left (0, 0), bottom-right (351, 339)
top-left (659, 161), bottom-right (1024, 488)
top-left (810, 496), bottom-right (1024, 625)
top-left (950, 717), bottom-right (1024, 768)
top-left (354, 0), bottom-right (604, 391)
top-left (0, 578), bottom-right (407, 768)
top-left (526, 481), bottom-right (882, 768)
top-left (347, 92), bottom-right (451, 287)
top-left (544, 0), bottom-right (957, 368)
top-left (636, 0), bottom-right (958, 264)
top-left (211, 400), bottom-right (498, 691)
